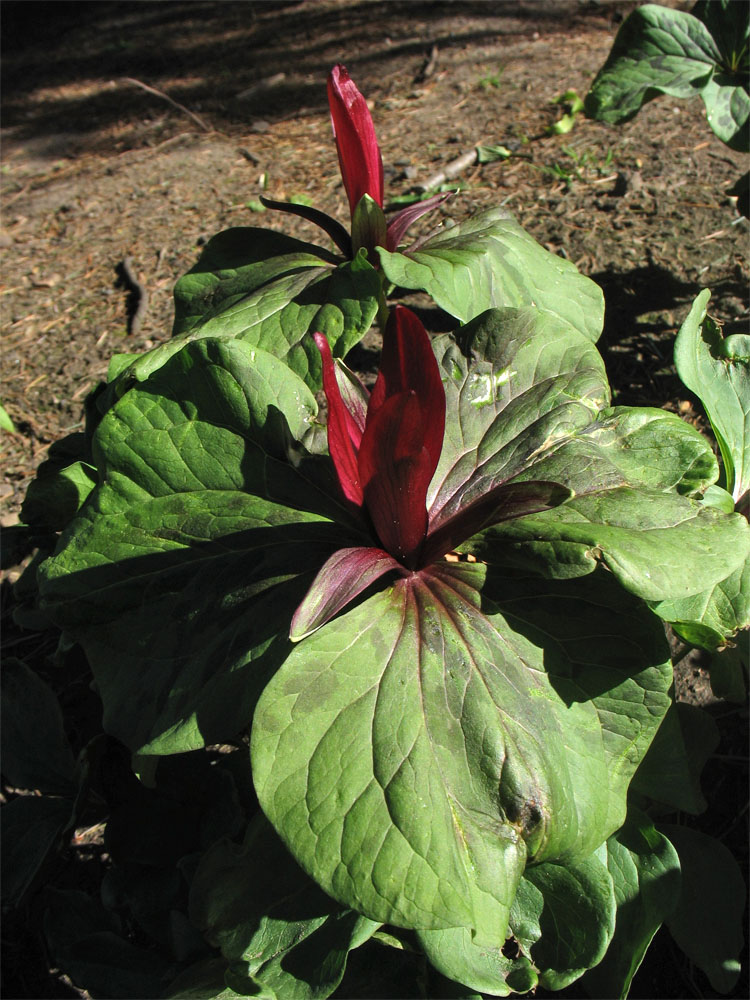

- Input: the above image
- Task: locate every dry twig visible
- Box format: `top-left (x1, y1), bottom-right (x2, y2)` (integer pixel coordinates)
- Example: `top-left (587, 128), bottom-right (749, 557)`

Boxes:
top-left (122, 76), bottom-right (211, 132)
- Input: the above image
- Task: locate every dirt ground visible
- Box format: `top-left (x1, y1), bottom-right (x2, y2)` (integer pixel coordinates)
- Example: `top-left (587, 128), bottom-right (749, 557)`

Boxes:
top-left (1, 1), bottom-right (748, 998)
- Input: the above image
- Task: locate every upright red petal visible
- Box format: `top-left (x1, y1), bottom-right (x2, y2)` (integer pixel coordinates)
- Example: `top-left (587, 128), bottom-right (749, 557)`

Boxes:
top-left (314, 332), bottom-right (364, 506)
top-left (358, 390), bottom-right (432, 567)
top-left (368, 306), bottom-right (445, 472)
top-left (327, 64), bottom-right (384, 216)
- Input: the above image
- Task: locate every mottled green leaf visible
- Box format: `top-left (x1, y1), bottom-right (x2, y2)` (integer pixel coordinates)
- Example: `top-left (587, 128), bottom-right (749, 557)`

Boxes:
top-left (118, 232), bottom-right (380, 391)
top-left (508, 848), bottom-right (615, 990)
top-left (252, 562), bottom-right (670, 943)
top-left (674, 290), bottom-right (749, 505)
top-left (415, 923), bottom-right (537, 997)
top-left (429, 310), bottom-right (718, 548)
top-left (585, 4), bottom-right (749, 151)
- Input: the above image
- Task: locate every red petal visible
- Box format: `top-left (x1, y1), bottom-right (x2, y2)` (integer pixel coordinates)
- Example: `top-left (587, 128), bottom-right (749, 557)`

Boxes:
top-left (290, 546), bottom-right (405, 640)
top-left (327, 64), bottom-right (384, 216)
top-left (368, 306), bottom-right (445, 473)
top-left (359, 390), bottom-right (432, 566)
top-left (314, 332), bottom-right (363, 505)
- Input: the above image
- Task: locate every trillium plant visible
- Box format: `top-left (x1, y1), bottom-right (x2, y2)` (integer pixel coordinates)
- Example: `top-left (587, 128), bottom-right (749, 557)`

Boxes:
top-left (7, 63), bottom-right (749, 1000)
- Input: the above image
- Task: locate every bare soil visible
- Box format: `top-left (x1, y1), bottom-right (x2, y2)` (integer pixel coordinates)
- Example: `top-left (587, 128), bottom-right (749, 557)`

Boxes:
top-left (1, 2), bottom-right (747, 998)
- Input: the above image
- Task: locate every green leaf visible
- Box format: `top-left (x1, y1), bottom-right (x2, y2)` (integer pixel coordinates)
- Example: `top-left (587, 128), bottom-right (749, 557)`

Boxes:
top-left (649, 554), bottom-right (750, 647)
top-left (1, 795), bottom-right (74, 908)
top-left (252, 562), bottom-right (670, 943)
top-left (0, 402), bottom-right (15, 432)
top-left (699, 71), bottom-right (750, 151)
top-left (581, 809), bottom-right (681, 1000)
top-left (508, 848), bottom-right (615, 990)
top-left (172, 228), bottom-right (338, 334)
top-left (473, 486), bottom-right (749, 604)
top-left (674, 289), bottom-right (750, 505)
top-left (428, 309), bottom-right (609, 530)
top-left (429, 310), bottom-right (719, 547)
top-left (190, 814), bottom-right (379, 1000)
top-left (661, 824), bottom-right (745, 994)
top-left (415, 924), bottom-right (538, 997)
top-left (475, 144), bottom-right (513, 163)
top-left (43, 888), bottom-right (177, 999)
top-left (707, 642), bottom-right (748, 703)
top-left (585, 4), bottom-right (749, 150)
top-left (20, 460), bottom-right (97, 532)
top-left (119, 232), bottom-right (380, 391)
top-left (444, 313), bottom-right (747, 604)
top-left (481, 569), bottom-right (673, 839)
top-left (1, 658), bottom-right (77, 795)
top-left (38, 340), bottom-right (360, 754)
top-left (630, 702), bottom-right (719, 814)
top-left (377, 207), bottom-right (604, 342)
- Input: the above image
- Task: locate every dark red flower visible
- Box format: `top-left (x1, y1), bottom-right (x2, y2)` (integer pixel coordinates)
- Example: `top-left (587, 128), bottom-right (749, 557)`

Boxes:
top-left (292, 306), bottom-right (570, 640)
top-left (315, 305), bottom-right (445, 566)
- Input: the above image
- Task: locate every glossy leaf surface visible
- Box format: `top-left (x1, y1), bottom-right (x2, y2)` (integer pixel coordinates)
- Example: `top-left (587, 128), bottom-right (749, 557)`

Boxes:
top-left (252, 563), bottom-right (671, 942)
top-left (377, 208), bottom-right (604, 341)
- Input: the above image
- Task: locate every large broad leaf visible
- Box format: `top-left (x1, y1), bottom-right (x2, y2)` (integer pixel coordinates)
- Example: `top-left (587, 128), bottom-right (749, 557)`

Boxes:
top-left (474, 488), bottom-right (749, 605)
top-left (190, 813), bottom-right (379, 1000)
top-left (661, 824), bottom-right (745, 994)
top-left (377, 208), bottom-right (604, 342)
top-left (585, 3), bottom-right (750, 151)
top-left (116, 230), bottom-right (380, 392)
top-left (581, 809), bottom-right (681, 1000)
top-left (649, 556), bottom-right (750, 648)
top-left (172, 228), bottom-right (339, 334)
top-left (38, 340), bottom-right (366, 755)
top-left (656, 291), bottom-right (750, 644)
top-left (252, 561), bottom-right (671, 944)
top-left (428, 309), bottom-right (717, 535)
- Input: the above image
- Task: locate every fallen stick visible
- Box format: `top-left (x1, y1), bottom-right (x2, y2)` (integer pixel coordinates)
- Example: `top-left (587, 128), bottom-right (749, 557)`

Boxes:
top-left (122, 76), bottom-right (211, 132)
top-left (416, 148), bottom-right (479, 192)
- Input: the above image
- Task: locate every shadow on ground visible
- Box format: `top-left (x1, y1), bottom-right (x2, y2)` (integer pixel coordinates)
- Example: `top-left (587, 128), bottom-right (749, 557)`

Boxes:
top-left (1, 0), bottom-right (621, 156)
